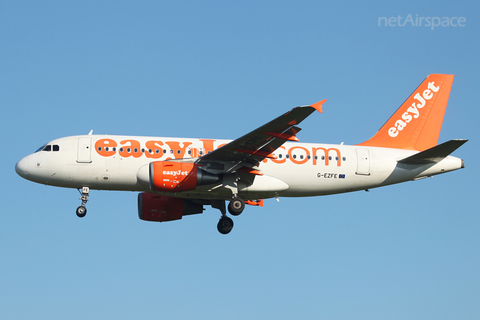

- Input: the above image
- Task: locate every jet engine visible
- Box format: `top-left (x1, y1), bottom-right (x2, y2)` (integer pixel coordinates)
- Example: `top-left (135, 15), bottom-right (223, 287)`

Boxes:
top-left (149, 161), bottom-right (220, 192)
top-left (138, 192), bottom-right (204, 222)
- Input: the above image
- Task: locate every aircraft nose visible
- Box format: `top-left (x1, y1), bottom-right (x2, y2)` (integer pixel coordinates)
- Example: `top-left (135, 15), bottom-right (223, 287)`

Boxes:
top-left (15, 156), bottom-right (29, 178)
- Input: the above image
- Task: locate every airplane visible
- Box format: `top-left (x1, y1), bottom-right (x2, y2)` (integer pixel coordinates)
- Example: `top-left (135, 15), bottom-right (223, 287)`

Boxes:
top-left (15, 74), bottom-right (467, 234)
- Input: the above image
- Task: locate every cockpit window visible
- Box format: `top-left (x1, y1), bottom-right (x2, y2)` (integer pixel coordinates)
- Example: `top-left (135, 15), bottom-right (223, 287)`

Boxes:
top-left (35, 144), bottom-right (47, 153)
top-left (35, 144), bottom-right (60, 152)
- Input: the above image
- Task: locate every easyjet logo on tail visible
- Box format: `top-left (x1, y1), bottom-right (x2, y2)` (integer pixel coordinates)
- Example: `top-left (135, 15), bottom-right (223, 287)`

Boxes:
top-left (388, 81), bottom-right (440, 138)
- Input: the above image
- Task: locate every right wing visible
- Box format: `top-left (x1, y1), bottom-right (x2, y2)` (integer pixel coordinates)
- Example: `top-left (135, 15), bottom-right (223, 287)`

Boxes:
top-left (198, 100), bottom-right (326, 169)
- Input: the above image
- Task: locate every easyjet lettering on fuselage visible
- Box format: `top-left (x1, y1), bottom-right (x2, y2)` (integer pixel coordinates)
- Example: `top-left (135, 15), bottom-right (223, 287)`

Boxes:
top-left (94, 138), bottom-right (344, 167)
top-left (388, 81), bottom-right (440, 138)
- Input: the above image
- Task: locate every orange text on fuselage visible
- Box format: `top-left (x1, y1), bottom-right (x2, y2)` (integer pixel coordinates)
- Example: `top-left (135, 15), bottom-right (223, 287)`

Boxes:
top-left (94, 139), bottom-right (343, 166)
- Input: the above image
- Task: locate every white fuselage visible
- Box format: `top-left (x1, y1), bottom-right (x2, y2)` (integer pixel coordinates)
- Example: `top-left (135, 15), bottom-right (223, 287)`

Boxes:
top-left (15, 134), bottom-right (464, 200)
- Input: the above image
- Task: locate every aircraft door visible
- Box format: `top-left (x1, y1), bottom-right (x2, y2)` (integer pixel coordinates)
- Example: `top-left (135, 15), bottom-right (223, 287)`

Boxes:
top-left (77, 137), bottom-right (92, 163)
top-left (355, 148), bottom-right (370, 175)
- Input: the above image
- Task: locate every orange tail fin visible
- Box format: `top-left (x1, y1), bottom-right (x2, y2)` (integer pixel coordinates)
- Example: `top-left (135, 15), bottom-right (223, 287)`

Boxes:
top-left (358, 74), bottom-right (455, 151)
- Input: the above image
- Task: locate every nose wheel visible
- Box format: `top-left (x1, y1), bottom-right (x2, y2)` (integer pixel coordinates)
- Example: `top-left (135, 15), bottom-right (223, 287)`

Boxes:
top-left (76, 205), bottom-right (87, 218)
top-left (76, 187), bottom-right (90, 218)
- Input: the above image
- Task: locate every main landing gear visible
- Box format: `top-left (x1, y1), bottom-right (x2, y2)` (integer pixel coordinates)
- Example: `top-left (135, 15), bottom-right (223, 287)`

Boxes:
top-left (217, 216), bottom-right (234, 235)
top-left (228, 196), bottom-right (245, 216)
top-left (76, 187), bottom-right (90, 218)
top-left (215, 196), bottom-right (245, 235)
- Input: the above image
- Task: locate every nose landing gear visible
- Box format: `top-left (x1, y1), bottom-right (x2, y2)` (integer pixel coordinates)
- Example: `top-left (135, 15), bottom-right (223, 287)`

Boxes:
top-left (76, 187), bottom-right (89, 218)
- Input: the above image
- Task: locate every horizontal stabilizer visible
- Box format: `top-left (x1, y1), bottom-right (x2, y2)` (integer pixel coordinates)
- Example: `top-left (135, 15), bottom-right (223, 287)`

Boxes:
top-left (398, 139), bottom-right (467, 165)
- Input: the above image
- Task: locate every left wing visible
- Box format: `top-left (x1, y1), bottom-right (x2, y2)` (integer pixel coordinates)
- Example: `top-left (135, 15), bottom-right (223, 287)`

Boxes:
top-left (197, 100), bottom-right (325, 171)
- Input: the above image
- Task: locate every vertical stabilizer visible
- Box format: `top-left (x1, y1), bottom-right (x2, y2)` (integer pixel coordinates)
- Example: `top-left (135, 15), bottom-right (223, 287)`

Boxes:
top-left (358, 74), bottom-right (454, 151)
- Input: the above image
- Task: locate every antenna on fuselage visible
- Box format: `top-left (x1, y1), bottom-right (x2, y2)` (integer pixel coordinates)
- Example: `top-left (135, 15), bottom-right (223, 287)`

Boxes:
top-left (88, 130), bottom-right (93, 135)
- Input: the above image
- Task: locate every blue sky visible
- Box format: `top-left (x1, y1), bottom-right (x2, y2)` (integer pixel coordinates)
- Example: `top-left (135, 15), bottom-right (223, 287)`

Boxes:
top-left (1, 1), bottom-right (478, 319)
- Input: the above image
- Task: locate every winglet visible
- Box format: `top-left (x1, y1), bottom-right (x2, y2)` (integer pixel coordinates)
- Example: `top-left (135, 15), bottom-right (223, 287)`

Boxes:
top-left (310, 99), bottom-right (326, 113)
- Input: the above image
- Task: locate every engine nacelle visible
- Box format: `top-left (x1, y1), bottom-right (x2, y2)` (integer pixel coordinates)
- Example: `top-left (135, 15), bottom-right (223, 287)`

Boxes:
top-left (149, 161), bottom-right (220, 192)
top-left (138, 192), bottom-right (204, 222)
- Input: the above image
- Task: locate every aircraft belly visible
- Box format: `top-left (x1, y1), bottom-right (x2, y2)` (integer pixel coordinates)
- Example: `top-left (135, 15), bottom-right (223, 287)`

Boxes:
top-left (258, 155), bottom-right (405, 197)
top-left (260, 161), bottom-right (356, 196)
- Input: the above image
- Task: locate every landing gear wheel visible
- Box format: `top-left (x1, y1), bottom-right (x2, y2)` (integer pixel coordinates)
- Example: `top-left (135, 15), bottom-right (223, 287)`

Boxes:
top-left (217, 217), bottom-right (234, 234)
top-left (76, 205), bottom-right (87, 218)
top-left (76, 187), bottom-right (90, 218)
top-left (228, 197), bottom-right (245, 216)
